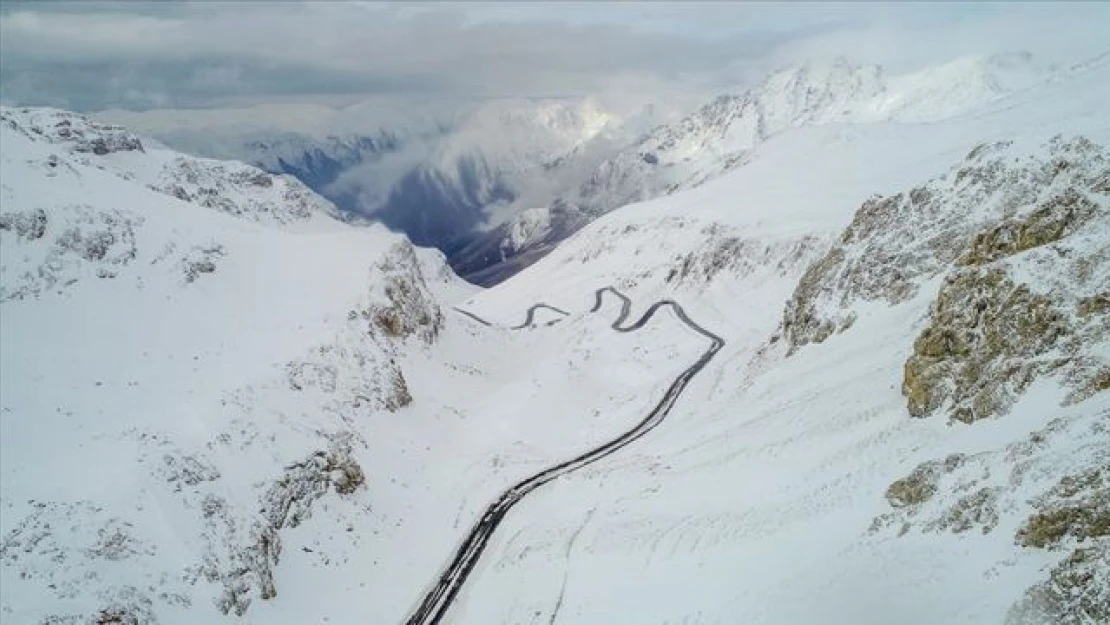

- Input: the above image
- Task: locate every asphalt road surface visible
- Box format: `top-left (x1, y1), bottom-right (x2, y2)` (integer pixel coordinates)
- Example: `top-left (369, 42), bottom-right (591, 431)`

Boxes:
top-left (405, 287), bottom-right (724, 625)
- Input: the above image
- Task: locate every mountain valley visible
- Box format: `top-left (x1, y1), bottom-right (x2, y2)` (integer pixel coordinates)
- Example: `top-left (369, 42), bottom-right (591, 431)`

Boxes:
top-left (2, 48), bottom-right (1109, 625)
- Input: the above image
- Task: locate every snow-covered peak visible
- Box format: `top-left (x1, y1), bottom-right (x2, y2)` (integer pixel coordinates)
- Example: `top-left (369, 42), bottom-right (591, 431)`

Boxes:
top-left (441, 52), bottom-right (1062, 284)
top-left (3, 107), bottom-right (146, 156)
top-left (648, 52), bottom-right (1048, 158)
top-left (864, 52), bottom-right (1047, 122)
top-left (550, 52), bottom-right (1054, 222)
top-left (749, 57), bottom-right (885, 124)
top-left (2, 106), bottom-right (344, 228)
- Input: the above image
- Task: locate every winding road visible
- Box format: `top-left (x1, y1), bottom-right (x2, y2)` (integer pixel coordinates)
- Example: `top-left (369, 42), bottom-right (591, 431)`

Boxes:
top-left (405, 287), bottom-right (725, 625)
top-left (510, 303), bottom-right (570, 330)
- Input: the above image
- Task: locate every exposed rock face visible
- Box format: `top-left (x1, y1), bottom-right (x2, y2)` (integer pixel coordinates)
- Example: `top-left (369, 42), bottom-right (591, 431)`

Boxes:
top-left (902, 268), bottom-right (1070, 423)
top-left (283, 240), bottom-right (440, 417)
top-left (884, 454), bottom-right (966, 508)
top-left (664, 226), bottom-right (825, 286)
top-left (149, 157), bottom-right (340, 226)
top-left (0, 107), bottom-right (341, 229)
top-left (782, 135), bottom-right (1108, 422)
top-left (179, 244), bottom-right (227, 284)
top-left (1007, 467), bottom-right (1110, 625)
top-left (1, 108), bottom-right (145, 156)
top-left (0, 208), bottom-right (48, 240)
top-left (215, 441), bottom-right (365, 616)
top-left (0, 205), bottom-right (140, 301)
top-left (369, 241), bottom-right (444, 344)
top-left (904, 238), bottom-right (1108, 423)
top-left (783, 136), bottom-right (1108, 355)
top-left (871, 415), bottom-right (1109, 537)
top-left (850, 137), bottom-right (1109, 625)
top-left (960, 187), bottom-right (1100, 265)
top-left (871, 452), bottom-right (1002, 537)
top-left (1017, 468), bottom-right (1109, 549)
top-left (1005, 542), bottom-right (1110, 625)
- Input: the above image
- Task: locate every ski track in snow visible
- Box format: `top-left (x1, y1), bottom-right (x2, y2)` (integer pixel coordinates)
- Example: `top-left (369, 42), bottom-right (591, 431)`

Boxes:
top-left (404, 287), bottom-right (724, 625)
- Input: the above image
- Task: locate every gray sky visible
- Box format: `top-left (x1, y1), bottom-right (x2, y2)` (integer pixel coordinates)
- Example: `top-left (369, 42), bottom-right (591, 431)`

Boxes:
top-left (1, 1), bottom-right (1107, 112)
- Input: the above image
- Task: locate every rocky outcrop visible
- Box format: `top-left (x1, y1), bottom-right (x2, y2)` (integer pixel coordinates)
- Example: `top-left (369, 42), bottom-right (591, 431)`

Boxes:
top-left (0, 106), bottom-right (340, 229)
top-left (784, 136), bottom-right (1108, 355)
top-left (869, 406), bottom-right (1110, 624)
top-left (781, 135), bottom-right (1108, 422)
top-left (902, 268), bottom-right (1070, 423)
top-left (368, 241), bottom-right (444, 344)
top-left (1007, 467), bottom-right (1110, 625)
top-left (1, 108), bottom-right (144, 156)
top-left (0, 205), bottom-right (141, 301)
top-left (883, 454), bottom-right (966, 509)
top-left (828, 137), bottom-right (1107, 619)
top-left (664, 226), bottom-right (824, 286)
top-left (149, 157), bottom-right (339, 226)
top-left (179, 244), bottom-right (227, 284)
top-left (215, 441), bottom-right (365, 616)
top-left (1017, 467), bottom-right (1109, 549)
top-left (960, 187), bottom-right (1100, 265)
top-left (1006, 542), bottom-right (1110, 625)
top-left (871, 452), bottom-right (1001, 537)
top-left (0, 208), bottom-right (47, 240)
top-left (283, 240), bottom-right (439, 416)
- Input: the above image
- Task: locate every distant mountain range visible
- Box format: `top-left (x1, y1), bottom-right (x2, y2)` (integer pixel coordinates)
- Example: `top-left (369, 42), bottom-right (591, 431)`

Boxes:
top-left (101, 53), bottom-right (1053, 284)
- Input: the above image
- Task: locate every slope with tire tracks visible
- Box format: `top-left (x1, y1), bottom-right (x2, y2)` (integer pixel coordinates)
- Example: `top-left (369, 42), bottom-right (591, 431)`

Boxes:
top-left (404, 287), bottom-right (724, 625)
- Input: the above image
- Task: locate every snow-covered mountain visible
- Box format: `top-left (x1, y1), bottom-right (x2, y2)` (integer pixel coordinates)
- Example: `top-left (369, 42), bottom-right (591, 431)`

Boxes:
top-left (99, 54), bottom-right (1056, 286)
top-left (3, 49), bottom-right (1108, 625)
top-left (451, 55), bottom-right (1109, 625)
top-left (575, 52), bottom-right (1049, 213)
top-left (468, 53), bottom-right (1054, 280)
top-left (0, 106), bottom-right (464, 621)
top-left (97, 102), bottom-right (442, 227)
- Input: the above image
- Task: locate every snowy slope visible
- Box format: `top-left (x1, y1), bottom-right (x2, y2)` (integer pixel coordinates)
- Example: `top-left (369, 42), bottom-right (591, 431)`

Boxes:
top-left (447, 56), bottom-right (1109, 625)
top-left (0, 107), bottom-right (458, 622)
top-left (0, 107), bottom-right (709, 624)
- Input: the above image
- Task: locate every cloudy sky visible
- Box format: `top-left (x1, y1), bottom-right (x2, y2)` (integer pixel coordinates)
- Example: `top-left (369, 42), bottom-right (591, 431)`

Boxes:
top-left (1, 1), bottom-right (1108, 112)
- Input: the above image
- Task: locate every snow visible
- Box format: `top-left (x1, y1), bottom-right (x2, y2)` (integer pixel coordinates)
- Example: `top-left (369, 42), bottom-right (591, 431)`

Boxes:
top-left (493, 52), bottom-right (1062, 262)
top-left (0, 107), bottom-right (458, 621)
top-left (0, 105), bottom-right (716, 623)
top-left (99, 95), bottom-right (691, 231)
top-left (2, 50), bottom-right (1109, 625)
top-left (98, 53), bottom-right (1062, 271)
top-left (449, 56), bottom-right (1110, 625)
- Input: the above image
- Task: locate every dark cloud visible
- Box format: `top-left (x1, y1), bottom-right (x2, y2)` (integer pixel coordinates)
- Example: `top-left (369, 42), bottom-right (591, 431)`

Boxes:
top-left (0, 2), bottom-right (835, 110)
top-left (1, 2), bottom-right (1107, 112)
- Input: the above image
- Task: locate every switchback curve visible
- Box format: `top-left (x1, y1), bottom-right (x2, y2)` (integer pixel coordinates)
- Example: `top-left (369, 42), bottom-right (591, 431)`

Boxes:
top-left (404, 288), bottom-right (724, 625)
top-left (511, 303), bottom-right (570, 330)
